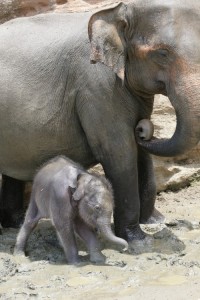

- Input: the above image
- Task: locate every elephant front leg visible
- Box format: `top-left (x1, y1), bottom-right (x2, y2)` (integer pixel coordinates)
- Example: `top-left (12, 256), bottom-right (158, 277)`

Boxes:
top-left (78, 101), bottom-right (147, 243)
top-left (0, 175), bottom-right (25, 228)
top-left (100, 146), bottom-right (146, 243)
top-left (138, 149), bottom-right (165, 224)
top-left (74, 217), bottom-right (106, 264)
top-left (109, 170), bottom-right (145, 242)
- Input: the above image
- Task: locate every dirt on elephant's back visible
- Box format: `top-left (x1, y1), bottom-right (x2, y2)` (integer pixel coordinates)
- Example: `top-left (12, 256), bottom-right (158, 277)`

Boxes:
top-left (0, 181), bottom-right (200, 299)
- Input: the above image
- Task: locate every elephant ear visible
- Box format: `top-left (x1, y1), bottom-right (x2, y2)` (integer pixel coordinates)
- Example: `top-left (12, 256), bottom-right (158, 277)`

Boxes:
top-left (68, 186), bottom-right (78, 208)
top-left (69, 173), bottom-right (85, 203)
top-left (88, 3), bottom-right (128, 81)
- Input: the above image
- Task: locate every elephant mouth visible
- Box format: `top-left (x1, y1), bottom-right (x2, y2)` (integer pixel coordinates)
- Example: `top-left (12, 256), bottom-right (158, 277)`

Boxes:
top-left (126, 78), bottom-right (167, 98)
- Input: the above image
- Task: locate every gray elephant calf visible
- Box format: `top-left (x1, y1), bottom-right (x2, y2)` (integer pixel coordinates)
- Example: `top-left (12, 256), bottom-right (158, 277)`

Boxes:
top-left (14, 156), bottom-right (128, 264)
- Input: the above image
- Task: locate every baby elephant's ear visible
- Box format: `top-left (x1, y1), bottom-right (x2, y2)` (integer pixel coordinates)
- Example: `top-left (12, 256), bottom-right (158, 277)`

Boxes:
top-left (68, 186), bottom-right (80, 208)
top-left (68, 182), bottom-right (84, 200)
top-left (72, 186), bottom-right (84, 201)
top-left (68, 186), bottom-right (76, 198)
top-left (69, 173), bottom-right (87, 204)
top-left (72, 173), bottom-right (86, 201)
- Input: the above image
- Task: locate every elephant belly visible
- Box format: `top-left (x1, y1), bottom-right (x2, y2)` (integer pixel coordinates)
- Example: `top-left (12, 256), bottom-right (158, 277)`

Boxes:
top-left (0, 140), bottom-right (94, 181)
top-left (0, 61), bottom-right (95, 179)
top-left (0, 117), bottom-right (95, 181)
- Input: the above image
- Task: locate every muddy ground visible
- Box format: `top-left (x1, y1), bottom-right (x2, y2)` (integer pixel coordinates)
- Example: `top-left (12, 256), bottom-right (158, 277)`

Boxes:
top-left (0, 180), bottom-right (200, 299)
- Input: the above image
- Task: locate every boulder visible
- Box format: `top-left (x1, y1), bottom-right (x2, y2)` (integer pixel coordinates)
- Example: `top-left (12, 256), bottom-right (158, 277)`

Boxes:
top-left (0, 0), bottom-right (69, 24)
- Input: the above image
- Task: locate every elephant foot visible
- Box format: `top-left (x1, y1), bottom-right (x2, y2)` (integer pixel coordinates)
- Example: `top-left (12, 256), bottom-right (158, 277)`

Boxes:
top-left (0, 209), bottom-right (25, 228)
top-left (140, 208), bottom-right (165, 225)
top-left (13, 248), bottom-right (26, 257)
top-left (116, 224), bottom-right (154, 254)
top-left (125, 224), bottom-right (146, 241)
top-left (115, 223), bottom-right (147, 245)
top-left (90, 251), bottom-right (106, 264)
top-left (128, 234), bottom-right (154, 254)
top-left (67, 256), bottom-right (82, 265)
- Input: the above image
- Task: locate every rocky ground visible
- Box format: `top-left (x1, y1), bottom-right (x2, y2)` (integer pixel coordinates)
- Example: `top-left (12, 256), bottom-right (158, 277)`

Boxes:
top-left (0, 180), bottom-right (200, 300)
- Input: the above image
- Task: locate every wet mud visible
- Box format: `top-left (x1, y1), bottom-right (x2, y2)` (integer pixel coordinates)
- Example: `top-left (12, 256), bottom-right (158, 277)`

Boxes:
top-left (0, 181), bottom-right (200, 299)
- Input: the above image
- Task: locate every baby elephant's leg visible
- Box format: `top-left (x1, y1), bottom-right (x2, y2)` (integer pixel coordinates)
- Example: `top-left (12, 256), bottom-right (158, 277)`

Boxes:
top-left (54, 221), bottom-right (80, 264)
top-left (14, 197), bottom-right (40, 256)
top-left (51, 205), bottom-right (80, 264)
top-left (74, 217), bottom-right (106, 264)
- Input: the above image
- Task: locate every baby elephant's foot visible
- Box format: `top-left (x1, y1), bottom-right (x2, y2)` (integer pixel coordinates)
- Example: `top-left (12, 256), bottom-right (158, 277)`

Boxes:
top-left (13, 247), bottom-right (25, 257)
top-left (67, 256), bottom-right (82, 265)
top-left (90, 251), bottom-right (106, 264)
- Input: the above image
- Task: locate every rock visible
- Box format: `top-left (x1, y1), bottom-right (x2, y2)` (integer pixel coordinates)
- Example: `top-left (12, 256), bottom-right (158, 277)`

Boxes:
top-left (0, 1), bottom-right (55, 23)
top-left (56, 0), bottom-right (68, 4)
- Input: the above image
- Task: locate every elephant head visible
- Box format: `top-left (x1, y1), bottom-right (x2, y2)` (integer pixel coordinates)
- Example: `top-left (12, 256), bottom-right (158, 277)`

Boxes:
top-left (88, 0), bottom-right (200, 156)
top-left (70, 173), bottom-right (128, 250)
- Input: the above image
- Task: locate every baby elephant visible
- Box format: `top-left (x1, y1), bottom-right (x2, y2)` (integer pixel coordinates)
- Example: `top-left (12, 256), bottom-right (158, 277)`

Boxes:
top-left (14, 156), bottom-right (128, 264)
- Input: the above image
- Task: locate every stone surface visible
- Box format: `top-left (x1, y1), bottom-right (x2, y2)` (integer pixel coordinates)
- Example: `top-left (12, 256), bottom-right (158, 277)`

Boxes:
top-left (0, 0), bottom-right (55, 23)
top-left (0, 0), bottom-right (199, 191)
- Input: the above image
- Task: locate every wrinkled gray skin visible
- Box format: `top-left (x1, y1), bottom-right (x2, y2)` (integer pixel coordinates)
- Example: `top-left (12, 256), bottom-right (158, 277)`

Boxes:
top-left (0, 0), bottom-right (200, 244)
top-left (14, 156), bottom-right (128, 264)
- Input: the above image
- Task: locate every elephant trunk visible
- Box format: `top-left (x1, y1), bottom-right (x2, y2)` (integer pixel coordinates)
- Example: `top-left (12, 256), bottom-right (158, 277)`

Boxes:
top-left (136, 74), bottom-right (200, 157)
top-left (98, 220), bottom-right (128, 251)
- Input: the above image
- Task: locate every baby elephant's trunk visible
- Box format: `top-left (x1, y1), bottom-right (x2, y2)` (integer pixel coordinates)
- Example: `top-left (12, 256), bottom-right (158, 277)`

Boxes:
top-left (98, 221), bottom-right (128, 251)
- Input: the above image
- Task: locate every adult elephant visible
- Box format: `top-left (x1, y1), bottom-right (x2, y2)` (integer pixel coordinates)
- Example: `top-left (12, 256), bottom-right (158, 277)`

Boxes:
top-left (0, 0), bottom-right (199, 245)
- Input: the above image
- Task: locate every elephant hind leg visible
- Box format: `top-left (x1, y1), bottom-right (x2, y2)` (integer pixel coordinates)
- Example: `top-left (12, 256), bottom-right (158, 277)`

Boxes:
top-left (54, 222), bottom-right (80, 264)
top-left (14, 197), bottom-right (40, 256)
top-left (0, 175), bottom-right (25, 228)
top-left (50, 201), bottom-right (80, 264)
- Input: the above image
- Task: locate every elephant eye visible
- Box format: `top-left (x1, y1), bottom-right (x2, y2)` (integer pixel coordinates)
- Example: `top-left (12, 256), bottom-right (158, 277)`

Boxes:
top-left (150, 48), bottom-right (171, 66)
top-left (157, 49), bottom-right (169, 58)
